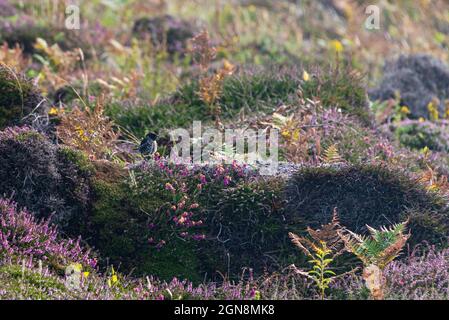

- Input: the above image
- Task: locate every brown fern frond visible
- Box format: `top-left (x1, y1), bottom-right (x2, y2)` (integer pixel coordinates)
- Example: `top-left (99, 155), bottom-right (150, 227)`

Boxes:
top-left (288, 232), bottom-right (313, 258)
top-left (307, 208), bottom-right (343, 252)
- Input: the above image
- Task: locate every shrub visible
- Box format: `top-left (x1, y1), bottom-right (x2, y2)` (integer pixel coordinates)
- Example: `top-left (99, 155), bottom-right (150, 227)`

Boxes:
top-left (196, 177), bottom-right (290, 278)
top-left (285, 164), bottom-right (449, 246)
top-left (384, 245), bottom-right (449, 299)
top-left (369, 54), bottom-right (449, 119)
top-left (77, 159), bottom-right (268, 280)
top-left (132, 15), bottom-right (198, 57)
top-left (0, 0), bottom-right (16, 17)
top-left (56, 100), bottom-right (119, 160)
top-left (0, 127), bottom-right (91, 229)
top-left (0, 64), bottom-right (46, 129)
top-left (331, 245), bottom-right (449, 300)
top-left (393, 120), bottom-right (449, 152)
top-left (0, 198), bottom-right (96, 270)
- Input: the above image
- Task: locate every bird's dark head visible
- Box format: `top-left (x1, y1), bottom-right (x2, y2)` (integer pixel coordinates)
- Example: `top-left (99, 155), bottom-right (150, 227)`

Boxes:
top-left (147, 132), bottom-right (158, 140)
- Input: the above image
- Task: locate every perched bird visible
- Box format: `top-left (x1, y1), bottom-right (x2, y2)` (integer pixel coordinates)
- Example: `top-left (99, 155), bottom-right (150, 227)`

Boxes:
top-left (138, 132), bottom-right (158, 158)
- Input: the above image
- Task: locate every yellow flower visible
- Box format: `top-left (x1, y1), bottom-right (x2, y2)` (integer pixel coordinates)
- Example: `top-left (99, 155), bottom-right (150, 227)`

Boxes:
top-left (83, 271), bottom-right (90, 278)
top-left (427, 101), bottom-right (439, 121)
top-left (302, 70), bottom-right (310, 82)
top-left (222, 60), bottom-right (235, 74)
top-left (418, 117), bottom-right (425, 122)
top-left (292, 129), bottom-right (300, 141)
top-left (421, 146), bottom-right (431, 157)
top-left (34, 37), bottom-right (49, 53)
top-left (48, 107), bottom-right (59, 116)
top-left (330, 40), bottom-right (343, 53)
top-left (400, 106), bottom-right (410, 114)
top-left (107, 267), bottom-right (119, 287)
top-left (281, 130), bottom-right (291, 140)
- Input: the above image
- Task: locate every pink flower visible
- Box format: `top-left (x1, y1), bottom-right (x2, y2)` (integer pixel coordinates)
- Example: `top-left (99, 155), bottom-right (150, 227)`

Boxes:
top-left (223, 175), bottom-right (232, 186)
top-left (165, 182), bottom-right (176, 193)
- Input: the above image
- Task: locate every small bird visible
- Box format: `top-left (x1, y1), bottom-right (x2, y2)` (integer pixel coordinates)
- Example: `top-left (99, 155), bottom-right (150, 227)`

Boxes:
top-left (138, 132), bottom-right (158, 158)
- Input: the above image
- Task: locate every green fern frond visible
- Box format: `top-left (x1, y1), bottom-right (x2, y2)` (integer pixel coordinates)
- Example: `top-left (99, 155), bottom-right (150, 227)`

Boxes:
top-left (339, 219), bottom-right (410, 270)
top-left (323, 144), bottom-right (343, 164)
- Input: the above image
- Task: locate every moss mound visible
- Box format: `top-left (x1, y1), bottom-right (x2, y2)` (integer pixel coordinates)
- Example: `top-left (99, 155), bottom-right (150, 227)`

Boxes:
top-left (132, 15), bottom-right (198, 57)
top-left (82, 162), bottom-right (296, 281)
top-left (369, 54), bottom-right (449, 119)
top-left (0, 19), bottom-right (87, 55)
top-left (197, 177), bottom-right (293, 278)
top-left (0, 127), bottom-right (91, 229)
top-left (0, 65), bottom-right (45, 129)
top-left (285, 164), bottom-right (449, 246)
top-left (79, 161), bottom-right (203, 281)
top-left (71, 160), bottom-right (292, 281)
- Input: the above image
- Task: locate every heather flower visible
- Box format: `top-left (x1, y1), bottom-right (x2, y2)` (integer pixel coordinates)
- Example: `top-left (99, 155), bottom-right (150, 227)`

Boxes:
top-left (223, 175), bottom-right (232, 186)
top-left (0, 198), bottom-right (96, 269)
top-left (165, 182), bottom-right (176, 193)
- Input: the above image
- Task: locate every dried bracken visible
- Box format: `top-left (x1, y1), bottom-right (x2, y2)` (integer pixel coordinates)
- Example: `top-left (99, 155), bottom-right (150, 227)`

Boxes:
top-left (289, 209), bottom-right (351, 299)
top-left (56, 97), bottom-right (119, 160)
top-left (190, 31), bottom-right (235, 127)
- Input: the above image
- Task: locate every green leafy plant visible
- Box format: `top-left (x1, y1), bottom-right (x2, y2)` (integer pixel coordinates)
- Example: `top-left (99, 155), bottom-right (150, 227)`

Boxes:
top-left (289, 210), bottom-right (351, 300)
top-left (338, 220), bottom-right (410, 300)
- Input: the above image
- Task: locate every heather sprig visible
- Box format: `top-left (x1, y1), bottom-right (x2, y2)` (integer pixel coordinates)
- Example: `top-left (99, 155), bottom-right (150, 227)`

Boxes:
top-left (0, 198), bottom-right (96, 270)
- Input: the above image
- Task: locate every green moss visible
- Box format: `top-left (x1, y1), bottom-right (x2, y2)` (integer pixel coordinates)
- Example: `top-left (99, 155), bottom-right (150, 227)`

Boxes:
top-left (58, 147), bottom-right (95, 175)
top-left (88, 179), bottom-right (141, 260)
top-left (0, 265), bottom-right (68, 299)
top-left (85, 175), bottom-right (201, 280)
top-left (196, 177), bottom-right (294, 278)
top-left (0, 65), bottom-right (44, 129)
top-left (140, 240), bottom-right (202, 283)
